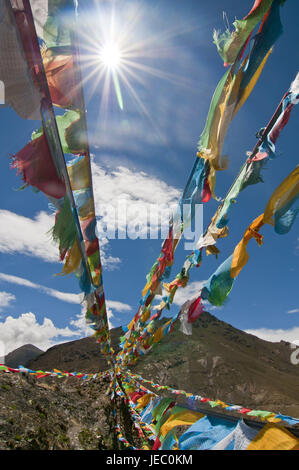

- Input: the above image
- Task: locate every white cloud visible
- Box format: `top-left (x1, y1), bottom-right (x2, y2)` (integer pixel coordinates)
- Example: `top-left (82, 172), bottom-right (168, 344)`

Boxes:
top-left (0, 209), bottom-right (120, 269)
top-left (95, 237), bottom-right (121, 269)
top-left (0, 273), bottom-right (133, 320)
top-left (0, 162), bottom-right (180, 272)
top-left (170, 280), bottom-right (206, 307)
top-left (0, 272), bottom-right (82, 305)
top-left (106, 306), bottom-right (118, 330)
top-left (0, 312), bottom-right (80, 355)
top-left (0, 163), bottom-right (180, 274)
top-left (45, 290), bottom-right (81, 304)
top-left (106, 300), bottom-right (132, 329)
top-left (245, 327), bottom-right (299, 346)
top-left (69, 306), bottom-right (93, 337)
top-left (287, 308), bottom-right (299, 314)
top-left (91, 162), bottom-right (180, 239)
top-left (0, 292), bottom-right (16, 312)
top-left (0, 210), bottom-right (57, 262)
top-left (0, 270), bottom-right (131, 340)
top-left (106, 300), bottom-right (132, 313)
top-left (92, 162), bottom-right (180, 206)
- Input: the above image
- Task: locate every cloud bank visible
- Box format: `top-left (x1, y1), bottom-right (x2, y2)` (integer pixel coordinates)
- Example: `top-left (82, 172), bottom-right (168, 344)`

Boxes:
top-left (0, 162), bottom-right (180, 268)
top-left (0, 272), bottom-right (82, 305)
top-left (0, 312), bottom-right (79, 355)
top-left (245, 327), bottom-right (299, 346)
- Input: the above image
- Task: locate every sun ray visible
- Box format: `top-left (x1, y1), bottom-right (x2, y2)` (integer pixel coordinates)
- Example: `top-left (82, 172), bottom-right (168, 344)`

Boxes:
top-left (121, 58), bottom-right (197, 90)
top-left (116, 68), bottom-right (172, 151)
top-left (75, 2), bottom-right (202, 138)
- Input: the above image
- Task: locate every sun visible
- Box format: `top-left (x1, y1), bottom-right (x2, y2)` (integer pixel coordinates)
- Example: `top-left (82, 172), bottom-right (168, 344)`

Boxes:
top-left (77, 4), bottom-right (196, 115)
top-left (99, 42), bottom-right (121, 70)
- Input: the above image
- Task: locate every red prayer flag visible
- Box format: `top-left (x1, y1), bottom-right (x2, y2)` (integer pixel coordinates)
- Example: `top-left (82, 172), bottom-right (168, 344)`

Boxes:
top-left (12, 134), bottom-right (66, 199)
top-left (43, 53), bottom-right (81, 109)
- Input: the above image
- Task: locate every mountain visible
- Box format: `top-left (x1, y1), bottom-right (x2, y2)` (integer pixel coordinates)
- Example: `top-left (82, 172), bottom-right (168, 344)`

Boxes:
top-left (133, 313), bottom-right (299, 418)
top-left (27, 326), bottom-right (123, 372)
top-left (26, 312), bottom-right (299, 418)
top-left (1, 312), bottom-right (299, 450)
top-left (5, 344), bottom-right (44, 369)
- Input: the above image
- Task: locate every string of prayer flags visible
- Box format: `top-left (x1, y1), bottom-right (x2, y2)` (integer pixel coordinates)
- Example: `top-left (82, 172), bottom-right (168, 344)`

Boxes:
top-left (117, 3), bottom-right (294, 365)
top-left (231, 165), bottom-right (299, 279)
top-left (198, 0), bottom-right (285, 199)
top-left (0, 363), bottom-right (111, 380)
top-left (116, 370), bottom-right (299, 451)
top-left (136, 71), bottom-right (299, 340)
top-left (157, 71), bottom-right (299, 324)
top-left (233, 0), bottom-right (284, 113)
top-left (125, 371), bottom-right (299, 428)
top-left (10, 1), bottom-right (98, 294)
top-left (117, 1), bottom-right (287, 369)
top-left (213, 0), bottom-right (274, 66)
top-left (8, 0), bottom-right (113, 359)
top-left (0, 1), bottom-right (42, 120)
top-left (111, 407), bottom-right (139, 450)
top-left (118, 371), bottom-right (299, 451)
top-left (200, 164), bottom-right (299, 308)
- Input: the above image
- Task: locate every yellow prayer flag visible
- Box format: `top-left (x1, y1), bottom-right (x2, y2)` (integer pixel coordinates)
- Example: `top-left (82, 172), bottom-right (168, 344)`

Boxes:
top-left (230, 214), bottom-right (264, 278)
top-left (67, 156), bottom-right (91, 191)
top-left (61, 239), bottom-right (82, 275)
top-left (263, 166), bottom-right (299, 226)
top-left (247, 423), bottom-right (299, 450)
top-left (160, 410), bottom-right (204, 438)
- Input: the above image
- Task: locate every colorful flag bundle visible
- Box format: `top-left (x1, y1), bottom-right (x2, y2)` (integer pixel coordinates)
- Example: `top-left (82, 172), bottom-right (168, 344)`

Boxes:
top-left (116, 0), bottom-right (289, 369)
top-left (2, 0), bottom-right (299, 451)
top-left (5, 0), bottom-right (113, 361)
top-left (202, 164), bottom-right (299, 307)
top-left (115, 370), bottom-right (299, 450)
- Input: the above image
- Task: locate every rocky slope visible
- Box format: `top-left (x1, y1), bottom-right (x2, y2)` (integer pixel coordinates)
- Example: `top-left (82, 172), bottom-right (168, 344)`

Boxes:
top-left (0, 372), bottom-right (139, 450)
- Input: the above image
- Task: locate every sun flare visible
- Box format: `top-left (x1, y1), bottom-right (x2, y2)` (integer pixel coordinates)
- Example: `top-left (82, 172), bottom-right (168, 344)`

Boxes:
top-left (78, 4), bottom-right (196, 116)
top-left (99, 43), bottom-right (121, 70)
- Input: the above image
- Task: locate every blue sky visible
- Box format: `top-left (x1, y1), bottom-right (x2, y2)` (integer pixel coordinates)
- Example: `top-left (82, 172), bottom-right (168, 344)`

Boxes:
top-left (0, 0), bottom-right (298, 355)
